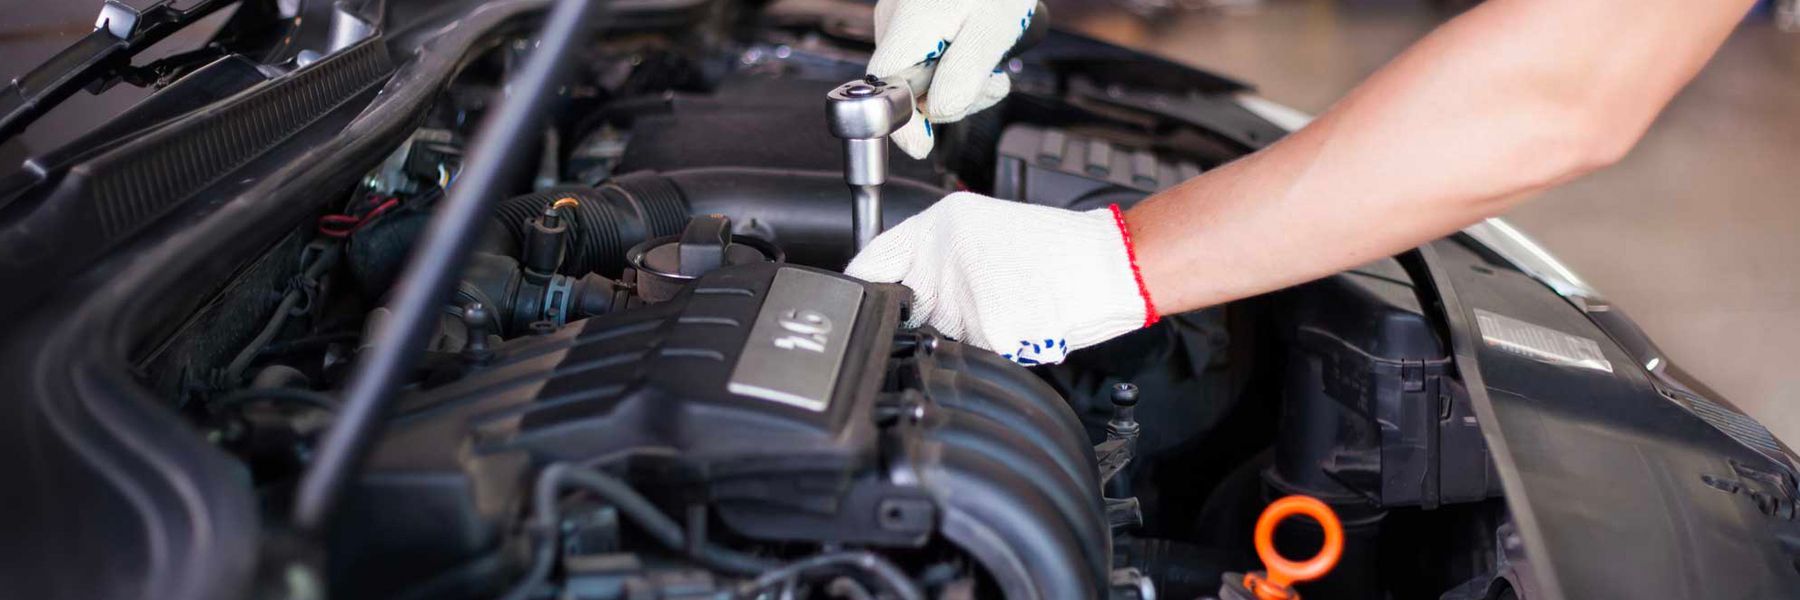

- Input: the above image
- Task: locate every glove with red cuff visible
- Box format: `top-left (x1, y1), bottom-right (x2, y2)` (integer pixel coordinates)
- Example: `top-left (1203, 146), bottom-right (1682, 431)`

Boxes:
top-left (845, 192), bottom-right (1160, 365)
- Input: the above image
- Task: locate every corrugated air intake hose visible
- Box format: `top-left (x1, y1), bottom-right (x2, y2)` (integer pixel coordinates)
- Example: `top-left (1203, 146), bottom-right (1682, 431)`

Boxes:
top-left (489, 168), bottom-right (944, 275)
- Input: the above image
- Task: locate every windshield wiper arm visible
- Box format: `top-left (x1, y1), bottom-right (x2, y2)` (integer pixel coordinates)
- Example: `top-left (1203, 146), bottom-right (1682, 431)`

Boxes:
top-left (0, 0), bottom-right (237, 144)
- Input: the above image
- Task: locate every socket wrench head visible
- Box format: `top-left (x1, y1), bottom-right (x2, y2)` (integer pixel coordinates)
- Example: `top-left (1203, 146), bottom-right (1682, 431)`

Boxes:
top-left (826, 78), bottom-right (914, 141)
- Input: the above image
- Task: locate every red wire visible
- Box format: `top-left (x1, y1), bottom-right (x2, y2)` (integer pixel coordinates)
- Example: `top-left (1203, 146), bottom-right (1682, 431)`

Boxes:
top-left (318, 196), bottom-right (401, 238)
top-left (353, 198), bottom-right (401, 232)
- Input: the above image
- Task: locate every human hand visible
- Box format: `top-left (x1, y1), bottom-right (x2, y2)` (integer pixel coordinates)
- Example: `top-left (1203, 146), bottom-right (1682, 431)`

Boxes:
top-left (867, 0), bottom-right (1037, 159)
top-left (845, 192), bottom-right (1159, 365)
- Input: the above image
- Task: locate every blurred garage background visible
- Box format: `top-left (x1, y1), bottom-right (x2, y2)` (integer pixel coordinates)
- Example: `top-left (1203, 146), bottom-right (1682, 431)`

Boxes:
top-left (3, 0), bottom-right (1796, 444)
top-left (1040, 0), bottom-right (1800, 448)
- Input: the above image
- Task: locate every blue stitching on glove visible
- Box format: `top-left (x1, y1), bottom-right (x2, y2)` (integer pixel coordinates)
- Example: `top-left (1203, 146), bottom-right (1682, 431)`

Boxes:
top-left (924, 39), bottom-right (949, 64)
top-left (1001, 337), bottom-right (1070, 366)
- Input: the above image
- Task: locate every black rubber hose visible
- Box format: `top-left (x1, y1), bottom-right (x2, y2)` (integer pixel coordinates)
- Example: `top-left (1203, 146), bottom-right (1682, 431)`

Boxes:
top-left (225, 243), bottom-right (341, 384)
top-left (511, 466), bottom-right (918, 599)
top-left (489, 183), bottom-right (687, 277)
top-left (543, 466), bottom-right (776, 575)
top-left (732, 552), bottom-right (923, 600)
top-left (665, 167), bottom-right (940, 269)
top-left (499, 463), bottom-right (782, 599)
top-left (1124, 537), bottom-right (1228, 600)
top-left (291, 0), bottom-right (605, 534)
top-left (488, 168), bottom-right (945, 275)
top-left (497, 464), bottom-right (578, 600)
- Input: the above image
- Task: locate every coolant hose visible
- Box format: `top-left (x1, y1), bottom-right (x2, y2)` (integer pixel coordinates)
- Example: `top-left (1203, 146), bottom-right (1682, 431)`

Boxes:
top-left (490, 167), bottom-right (944, 274)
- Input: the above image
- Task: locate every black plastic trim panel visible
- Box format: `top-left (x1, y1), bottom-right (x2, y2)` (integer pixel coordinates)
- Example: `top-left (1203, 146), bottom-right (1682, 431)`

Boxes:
top-left (1407, 239), bottom-right (1800, 600)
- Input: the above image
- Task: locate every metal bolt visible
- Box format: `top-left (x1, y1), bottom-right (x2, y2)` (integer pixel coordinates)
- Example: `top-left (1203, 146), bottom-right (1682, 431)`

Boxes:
top-left (1111, 382), bottom-right (1140, 407)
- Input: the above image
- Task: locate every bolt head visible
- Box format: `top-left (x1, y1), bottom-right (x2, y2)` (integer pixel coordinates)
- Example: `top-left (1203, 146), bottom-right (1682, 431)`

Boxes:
top-left (1111, 382), bottom-right (1140, 406)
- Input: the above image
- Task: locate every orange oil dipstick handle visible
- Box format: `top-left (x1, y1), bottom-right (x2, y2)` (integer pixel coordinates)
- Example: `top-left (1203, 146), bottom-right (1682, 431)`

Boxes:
top-left (1242, 495), bottom-right (1344, 600)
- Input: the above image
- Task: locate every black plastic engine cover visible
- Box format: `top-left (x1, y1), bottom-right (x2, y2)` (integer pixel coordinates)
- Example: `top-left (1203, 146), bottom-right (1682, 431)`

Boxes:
top-left (333, 262), bottom-right (1108, 599)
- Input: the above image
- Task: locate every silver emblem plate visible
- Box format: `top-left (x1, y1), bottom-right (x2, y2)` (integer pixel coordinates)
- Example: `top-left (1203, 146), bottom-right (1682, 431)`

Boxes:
top-left (1474, 308), bottom-right (1613, 373)
top-left (727, 268), bottom-right (865, 411)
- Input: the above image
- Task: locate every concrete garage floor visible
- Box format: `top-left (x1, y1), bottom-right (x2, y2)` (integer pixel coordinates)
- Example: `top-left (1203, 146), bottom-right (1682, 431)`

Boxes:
top-left (1055, 0), bottom-right (1800, 445)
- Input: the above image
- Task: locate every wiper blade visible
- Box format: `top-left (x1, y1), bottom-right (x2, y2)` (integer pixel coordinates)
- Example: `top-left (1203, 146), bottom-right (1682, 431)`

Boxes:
top-left (0, 0), bottom-right (237, 144)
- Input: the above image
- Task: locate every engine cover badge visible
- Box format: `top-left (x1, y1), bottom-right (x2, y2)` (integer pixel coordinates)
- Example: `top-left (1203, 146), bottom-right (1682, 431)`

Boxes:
top-left (728, 267), bottom-right (864, 410)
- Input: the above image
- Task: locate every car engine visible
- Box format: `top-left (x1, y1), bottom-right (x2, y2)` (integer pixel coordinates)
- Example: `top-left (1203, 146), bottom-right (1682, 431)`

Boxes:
top-left (329, 67), bottom-right (1125, 597)
top-left (51, 1), bottom-right (1515, 599)
top-left (341, 255), bottom-right (1112, 598)
top-left (302, 24), bottom-right (1210, 593)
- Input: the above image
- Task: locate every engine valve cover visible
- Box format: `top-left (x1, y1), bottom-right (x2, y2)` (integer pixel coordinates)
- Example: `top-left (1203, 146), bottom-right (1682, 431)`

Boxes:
top-left (337, 263), bottom-right (1110, 599)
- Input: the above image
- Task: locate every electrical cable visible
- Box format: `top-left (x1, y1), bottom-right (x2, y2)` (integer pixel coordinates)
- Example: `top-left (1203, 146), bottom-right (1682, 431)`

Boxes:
top-left (731, 552), bottom-right (924, 600)
top-left (319, 196), bottom-right (403, 237)
top-left (499, 463), bottom-right (723, 600)
top-left (499, 464), bottom-right (924, 600)
top-left (495, 464), bottom-right (568, 600)
top-left (226, 292), bottom-right (306, 384)
top-left (225, 243), bottom-right (341, 384)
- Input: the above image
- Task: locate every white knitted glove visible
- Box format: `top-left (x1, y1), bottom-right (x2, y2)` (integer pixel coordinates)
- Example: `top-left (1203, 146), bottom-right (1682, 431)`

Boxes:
top-left (846, 192), bottom-right (1161, 365)
top-left (869, 0), bottom-right (1037, 159)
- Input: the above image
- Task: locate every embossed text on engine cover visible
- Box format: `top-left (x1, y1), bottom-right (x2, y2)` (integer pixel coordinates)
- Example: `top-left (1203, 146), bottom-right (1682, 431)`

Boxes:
top-left (728, 268), bottom-right (864, 411)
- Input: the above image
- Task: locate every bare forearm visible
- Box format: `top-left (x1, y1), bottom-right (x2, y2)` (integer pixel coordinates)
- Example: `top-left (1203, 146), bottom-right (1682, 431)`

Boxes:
top-left (1126, 0), bottom-right (1753, 314)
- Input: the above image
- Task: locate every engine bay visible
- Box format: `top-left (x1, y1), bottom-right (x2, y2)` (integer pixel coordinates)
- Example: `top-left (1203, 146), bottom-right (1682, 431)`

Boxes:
top-left (103, 1), bottom-right (1515, 598)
